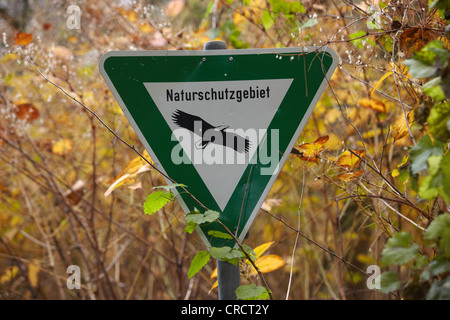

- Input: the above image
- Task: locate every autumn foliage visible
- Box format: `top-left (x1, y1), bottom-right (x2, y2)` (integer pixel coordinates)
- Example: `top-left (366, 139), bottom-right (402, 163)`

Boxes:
top-left (0, 0), bottom-right (449, 300)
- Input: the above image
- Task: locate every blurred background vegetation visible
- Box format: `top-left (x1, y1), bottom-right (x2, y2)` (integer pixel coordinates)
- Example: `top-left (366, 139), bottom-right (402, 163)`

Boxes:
top-left (0, 0), bottom-right (449, 300)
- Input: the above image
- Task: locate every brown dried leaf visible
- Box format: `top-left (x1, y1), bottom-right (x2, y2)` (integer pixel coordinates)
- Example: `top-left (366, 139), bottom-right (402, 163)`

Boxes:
top-left (42, 23), bottom-right (52, 30)
top-left (14, 103), bottom-right (40, 122)
top-left (400, 27), bottom-right (437, 58)
top-left (291, 135), bottom-right (329, 163)
top-left (14, 32), bottom-right (32, 46)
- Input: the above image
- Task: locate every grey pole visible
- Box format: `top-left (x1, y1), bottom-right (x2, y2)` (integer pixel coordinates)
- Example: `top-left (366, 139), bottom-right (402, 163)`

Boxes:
top-left (203, 40), bottom-right (241, 300)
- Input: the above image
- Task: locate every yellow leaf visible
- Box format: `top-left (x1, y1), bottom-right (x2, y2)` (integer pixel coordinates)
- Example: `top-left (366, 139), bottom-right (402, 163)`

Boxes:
top-left (1, 53), bottom-right (19, 63)
top-left (370, 71), bottom-right (393, 96)
top-left (356, 253), bottom-right (375, 265)
top-left (392, 112), bottom-right (414, 142)
top-left (336, 170), bottom-right (364, 182)
top-left (233, 0), bottom-right (266, 29)
top-left (28, 263), bottom-right (40, 288)
top-left (115, 7), bottom-right (137, 22)
top-left (391, 169), bottom-right (400, 178)
top-left (0, 266), bottom-right (19, 284)
top-left (358, 98), bottom-right (386, 113)
top-left (52, 138), bottom-right (73, 157)
top-left (104, 150), bottom-right (153, 197)
top-left (209, 280), bottom-right (218, 294)
top-left (138, 23), bottom-right (155, 34)
top-left (210, 267), bottom-right (217, 279)
top-left (251, 255), bottom-right (286, 275)
top-left (253, 242), bottom-right (274, 258)
top-left (337, 150), bottom-right (365, 169)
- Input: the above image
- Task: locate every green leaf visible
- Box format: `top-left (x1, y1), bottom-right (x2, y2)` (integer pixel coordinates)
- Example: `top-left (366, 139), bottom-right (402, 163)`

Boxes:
top-left (379, 271), bottom-right (401, 294)
top-left (209, 246), bottom-right (244, 265)
top-left (349, 31), bottom-right (376, 49)
top-left (143, 191), bottom-right (173, 215)
top-left (428, 101), bottom-right (450, 142)
top-left (404, 40), bottom-right (450, 79)
top-left (429, 259), bottom-right (450, 277)
top-left (261, 10), bottom-right (274, 30)
top-left (285, 1), bottom-right (305, 13)
top-left (427, 155), bottom-right (443, 176)
top-left (404, 57), bottom-right (438, 79)
top-left (184, 221), bottom-right (197, 234)
top-left (235, 284), bottom-right (270, 300)
top-left (381, 231), bottom-right (420, 266)
top-left (188, 250), bottom-right (210, 279)
top-left (240, 244), bottom-right (257, 261)
top-left (419, 175), bottom-right (440, 200)
top-left (426, 275), bottom-right (450, 300)
top-left (386, 231), bottom-right (413, 247)
top-left (424, 213), bottom-right (450, 256)
top-left (207, 230), bottom-right (233, 239)
top-left (299, 18), bottom-right (318, 29)
top-left (185, 210), bottom-right (220, 225)
top-left (423, 77), bottom-right (446, 101)
top-left (409, 135), bottom-right (445, 174)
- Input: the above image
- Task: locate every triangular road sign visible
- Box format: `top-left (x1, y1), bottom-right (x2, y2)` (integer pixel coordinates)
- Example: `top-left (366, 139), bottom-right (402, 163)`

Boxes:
top-left (99, 47), bottom-right (337, 248)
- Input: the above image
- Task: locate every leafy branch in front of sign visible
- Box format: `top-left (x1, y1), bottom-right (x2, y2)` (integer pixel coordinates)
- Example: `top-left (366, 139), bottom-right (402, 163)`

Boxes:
top-left (144, 184), bottom-right (272, 300)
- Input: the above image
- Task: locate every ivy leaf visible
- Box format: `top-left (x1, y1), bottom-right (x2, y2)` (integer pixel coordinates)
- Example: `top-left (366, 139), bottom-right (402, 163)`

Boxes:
top-left (381, 231), bottom-right (420, 266)
top-left (143, 191), bottom-right (173, 215)
top-left (235, 284), bottom-right (270, 300)
top-left (188, 250), bottom-right (210, 279)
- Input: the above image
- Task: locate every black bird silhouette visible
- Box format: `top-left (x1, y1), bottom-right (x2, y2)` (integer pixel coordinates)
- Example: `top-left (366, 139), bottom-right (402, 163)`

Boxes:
top-left (171, 109), bottom-right (250, 154)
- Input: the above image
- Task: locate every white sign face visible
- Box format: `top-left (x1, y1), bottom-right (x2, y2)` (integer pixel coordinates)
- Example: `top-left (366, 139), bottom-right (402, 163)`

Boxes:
top-left (144, 79), bottom-right (293, 210)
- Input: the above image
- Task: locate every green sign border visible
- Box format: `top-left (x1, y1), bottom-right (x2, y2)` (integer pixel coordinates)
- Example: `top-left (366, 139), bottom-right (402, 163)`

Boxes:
top-left (99, 47), bottom-right (337, 248)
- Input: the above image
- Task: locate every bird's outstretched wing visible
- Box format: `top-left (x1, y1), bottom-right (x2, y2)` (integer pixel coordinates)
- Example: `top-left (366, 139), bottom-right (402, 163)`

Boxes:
top-left (224, 131), bottom-right (250, 154)
top-left (172, 109), bottom-right (205, 132)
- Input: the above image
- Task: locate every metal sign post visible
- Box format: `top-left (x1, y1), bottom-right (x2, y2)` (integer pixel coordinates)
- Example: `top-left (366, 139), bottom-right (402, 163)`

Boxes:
top-left (204, 40), bottom-right (240, 300)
